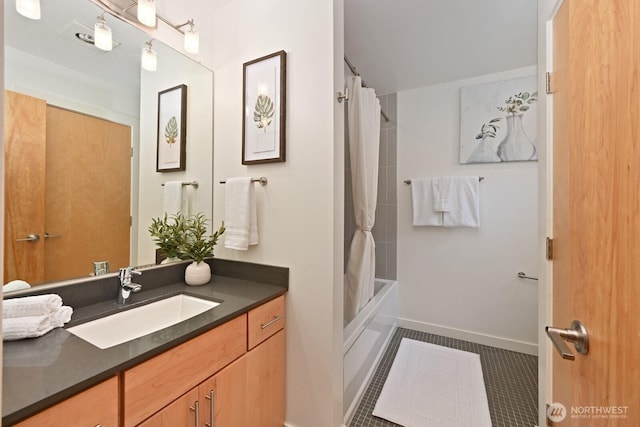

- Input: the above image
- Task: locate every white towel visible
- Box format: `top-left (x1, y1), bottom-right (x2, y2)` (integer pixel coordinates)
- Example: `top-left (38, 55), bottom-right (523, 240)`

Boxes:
top-left (3, 280), bottom-right (31, 293)
top-left (224, 177), bottom-right (259, 250)
top-left (431, 176), bottom-right (454, 212)
top-left (411, 178), bottom-right (443, 226)
top-left (163, 181), bottom-right (184, 215)
top-left (3, 294), bottom-right (63, 319)
top-left (3, 305), bottom-right (73, 341)
top-left (443, 176), bottom-right (480, 228)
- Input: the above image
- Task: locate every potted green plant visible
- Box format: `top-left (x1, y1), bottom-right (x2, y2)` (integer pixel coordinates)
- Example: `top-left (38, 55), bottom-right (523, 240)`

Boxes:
top-left (180, 213), bottom-right (225, 286)
top-left (148, 213), bottom-right (187, 263)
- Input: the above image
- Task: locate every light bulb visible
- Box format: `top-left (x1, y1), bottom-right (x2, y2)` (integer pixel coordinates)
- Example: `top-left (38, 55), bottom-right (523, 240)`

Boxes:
top-left (142, 42), bottom-right (157, 72)
top-left (183, 26), bottom-right (199, 54)
top-left (94, 16), bottom-right (113, 51)
top-left (16, 0), bottom-right (41, 20)
top-left (137, 0), bottom-right (156, 27)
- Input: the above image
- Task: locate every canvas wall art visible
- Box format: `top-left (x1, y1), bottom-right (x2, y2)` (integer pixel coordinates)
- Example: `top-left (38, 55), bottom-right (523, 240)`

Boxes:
top-left (460, 75), bottom-right (538, 164)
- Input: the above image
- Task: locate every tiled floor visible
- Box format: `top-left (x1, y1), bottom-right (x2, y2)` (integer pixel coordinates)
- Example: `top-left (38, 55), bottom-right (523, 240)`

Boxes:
top-left (348, 328), bottom-right (538, 427)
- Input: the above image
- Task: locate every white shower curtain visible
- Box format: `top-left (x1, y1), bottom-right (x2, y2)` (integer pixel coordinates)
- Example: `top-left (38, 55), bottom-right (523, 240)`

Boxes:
top-left (344, 76), bottom-right (381, 322)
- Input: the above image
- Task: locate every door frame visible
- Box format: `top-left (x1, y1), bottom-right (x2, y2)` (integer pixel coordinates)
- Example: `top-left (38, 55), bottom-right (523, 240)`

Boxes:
top-left (538, 1), bottom-right (564, 426)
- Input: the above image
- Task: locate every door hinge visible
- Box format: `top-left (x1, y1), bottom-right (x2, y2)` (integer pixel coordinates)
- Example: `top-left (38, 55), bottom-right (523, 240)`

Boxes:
top-left (130, 147), bottom-right (134, 157)
top-left (546, 237), bottom-right (554, 260)
top-left (546, 72), bottom-right (552, 94)
top-left (130, 216), bottom-right (133, 226)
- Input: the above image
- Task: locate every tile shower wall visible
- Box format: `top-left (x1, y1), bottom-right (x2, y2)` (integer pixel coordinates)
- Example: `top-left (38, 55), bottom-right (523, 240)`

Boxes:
top-left (345, 93), bottom-right (397, 280)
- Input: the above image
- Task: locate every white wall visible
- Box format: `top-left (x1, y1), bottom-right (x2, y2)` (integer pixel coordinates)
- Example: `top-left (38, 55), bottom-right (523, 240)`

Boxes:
top-left (207, 1), bottom-right (343, 426)
top-left (136, 45), bottom-right (213, 266)
top-left (397, 65), bottom-right (539, 354)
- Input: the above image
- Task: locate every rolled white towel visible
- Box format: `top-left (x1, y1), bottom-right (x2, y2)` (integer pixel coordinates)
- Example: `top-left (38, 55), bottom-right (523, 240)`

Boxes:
top-left (3, 280), bottom-right (31, 293)
top-left (3, 315), bottom-right (52, 341)
top-left (2, 305), bottom-right (73, 341)
top-left (51, 306), bottom-right (73, 327)
top-left (3, 294), bottom-right (63, 319)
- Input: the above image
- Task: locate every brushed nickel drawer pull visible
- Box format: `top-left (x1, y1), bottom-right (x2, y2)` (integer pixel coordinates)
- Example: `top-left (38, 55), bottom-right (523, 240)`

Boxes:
top-left (205, 389), bottom-right (214, 427)
top-left (261, 314), bottom-right (284, 329)
top-left (189, 400), bottom-right (200, 427)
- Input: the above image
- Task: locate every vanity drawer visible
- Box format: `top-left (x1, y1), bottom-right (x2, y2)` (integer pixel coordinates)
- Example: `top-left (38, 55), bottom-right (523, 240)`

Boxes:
top-left (248, 295), bottom-right (286, 350)
top-left (123, 315), bottom-right (247, 427)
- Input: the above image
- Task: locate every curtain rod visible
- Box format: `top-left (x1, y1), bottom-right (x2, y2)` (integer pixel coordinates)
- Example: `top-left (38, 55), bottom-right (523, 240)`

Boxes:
top-left (344, 56), bottom-right (390, 122)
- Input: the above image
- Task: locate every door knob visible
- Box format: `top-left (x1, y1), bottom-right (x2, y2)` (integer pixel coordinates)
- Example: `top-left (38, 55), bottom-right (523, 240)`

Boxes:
top-left (15, 233), bottom-right (40, 242)
top-left (546, 320), bottom-right (589, 361)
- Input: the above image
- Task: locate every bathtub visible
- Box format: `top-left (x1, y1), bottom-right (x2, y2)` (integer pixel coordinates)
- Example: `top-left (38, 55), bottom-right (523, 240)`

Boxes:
top-left (343, 279), bottom-right (398, 424)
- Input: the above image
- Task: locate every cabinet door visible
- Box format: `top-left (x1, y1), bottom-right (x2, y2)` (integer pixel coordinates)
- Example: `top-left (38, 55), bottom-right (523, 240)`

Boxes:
top-left (137, 389), bottom-right (198, 427)
top-left (246, 329), bottom-right (285, 427)
top-left (198, 356), bottom-right (247, 427)
top-left (13, 376), bottom-right (118, 427)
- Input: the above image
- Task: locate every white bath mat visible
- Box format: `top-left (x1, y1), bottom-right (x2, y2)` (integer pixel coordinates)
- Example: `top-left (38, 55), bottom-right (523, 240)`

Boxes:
top-left (372, 338), bottom-right (492, 427)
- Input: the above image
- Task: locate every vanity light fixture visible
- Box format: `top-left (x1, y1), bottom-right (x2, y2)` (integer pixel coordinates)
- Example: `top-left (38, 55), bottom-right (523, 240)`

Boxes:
top-left (178, 20), bottom-right (199, 55)
top-left (137, 0), bottom-right (156, 27)
top-left (141, 40), bottom-right (157, 72)
top-left (94, 14), bottom-right (113, 51)
top-left (16, 0), bottom-right (41, 20)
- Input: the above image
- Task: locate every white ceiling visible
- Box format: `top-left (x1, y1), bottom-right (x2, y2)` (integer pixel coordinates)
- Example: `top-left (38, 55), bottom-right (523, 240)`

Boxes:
top-left (344, 0), bottom-right (538, 95)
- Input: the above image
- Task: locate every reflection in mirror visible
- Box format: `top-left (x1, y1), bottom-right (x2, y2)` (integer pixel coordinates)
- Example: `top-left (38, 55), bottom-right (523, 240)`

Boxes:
top-left (3, 0), bottom-right (213, 289)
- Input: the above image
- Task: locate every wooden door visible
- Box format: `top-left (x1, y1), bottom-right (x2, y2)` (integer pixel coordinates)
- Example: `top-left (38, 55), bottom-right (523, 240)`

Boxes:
top-left (550, 0), bottom-right (640, 425)
top-left (45, 106), bottom-right (131, 281)
top-left (3, 91), bottom-right (46, 284)
top-left (198, 356), bottom-right (247, 427)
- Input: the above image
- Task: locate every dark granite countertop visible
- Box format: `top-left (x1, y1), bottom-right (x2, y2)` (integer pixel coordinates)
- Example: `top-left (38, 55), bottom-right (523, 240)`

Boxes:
top-left (2, 259), bottom-right (288, 426)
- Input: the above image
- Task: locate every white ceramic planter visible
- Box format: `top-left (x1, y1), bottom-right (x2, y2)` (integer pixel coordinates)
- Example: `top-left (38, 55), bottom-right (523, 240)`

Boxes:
top-left (160, 256), bottom-right (182, 264)
top-left (184, 261), bottom-right (211, 286)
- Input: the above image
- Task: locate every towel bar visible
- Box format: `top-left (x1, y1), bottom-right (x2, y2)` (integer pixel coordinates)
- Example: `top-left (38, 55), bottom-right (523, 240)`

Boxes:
top-left (404, 176), bottom-right (484, 185)
top-left (161, 181), bottom-right (199, 188)
top-left (219, 177), bottom-right (268, 186)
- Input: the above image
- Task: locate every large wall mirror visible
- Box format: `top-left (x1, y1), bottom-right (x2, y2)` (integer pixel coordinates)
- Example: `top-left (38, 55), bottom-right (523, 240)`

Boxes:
top-left (4, 0), bottom-right (214, 288)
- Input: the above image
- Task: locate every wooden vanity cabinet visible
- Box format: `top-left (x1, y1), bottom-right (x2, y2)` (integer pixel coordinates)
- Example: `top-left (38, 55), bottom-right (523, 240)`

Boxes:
top-left (13, 376), bottom-right (118, 427)
top-left (11, 296), bottom-right (285, 427)
top-left (124, 315), bottom-right (247, 427)
top-left (134, 296), bottom-right (286, 427)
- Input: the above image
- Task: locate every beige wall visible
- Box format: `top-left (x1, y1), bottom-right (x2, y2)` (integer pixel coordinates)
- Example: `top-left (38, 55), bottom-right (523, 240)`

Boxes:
top-left (207, 1), bottom-right (344, 426)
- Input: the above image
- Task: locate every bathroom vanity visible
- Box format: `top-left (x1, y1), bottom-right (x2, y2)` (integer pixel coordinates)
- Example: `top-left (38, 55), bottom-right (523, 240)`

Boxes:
top-left (2, 259), bottom-right (288, 427)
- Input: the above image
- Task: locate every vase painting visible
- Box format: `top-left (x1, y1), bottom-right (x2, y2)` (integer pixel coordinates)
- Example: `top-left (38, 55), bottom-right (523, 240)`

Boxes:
top-left (460, 75), bottom-right (538, 164)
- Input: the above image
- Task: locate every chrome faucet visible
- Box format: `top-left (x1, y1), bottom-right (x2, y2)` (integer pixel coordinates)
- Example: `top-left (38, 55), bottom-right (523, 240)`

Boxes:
top-left (117, 267), bottom-right (142, 305)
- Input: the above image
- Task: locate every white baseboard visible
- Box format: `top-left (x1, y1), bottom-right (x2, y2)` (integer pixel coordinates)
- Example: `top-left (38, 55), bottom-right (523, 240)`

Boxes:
top-left (397, 317), bottom-right (538, 356)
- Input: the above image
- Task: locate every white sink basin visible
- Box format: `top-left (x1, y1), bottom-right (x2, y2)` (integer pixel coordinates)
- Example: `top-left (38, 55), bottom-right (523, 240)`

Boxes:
top-left (67, 294), bottom-right (220, 349)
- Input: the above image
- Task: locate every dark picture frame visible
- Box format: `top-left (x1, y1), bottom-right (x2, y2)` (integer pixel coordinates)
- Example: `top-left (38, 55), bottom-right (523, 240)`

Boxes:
top-left (242, 50), bottom-right (286, 164)
top-left (157, 84), bottom-right (187, 172)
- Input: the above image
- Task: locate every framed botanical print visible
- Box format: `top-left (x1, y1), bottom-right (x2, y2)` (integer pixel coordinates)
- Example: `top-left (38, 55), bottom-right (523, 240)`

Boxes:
top-left (242, 51), bottom-right (286, 164)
